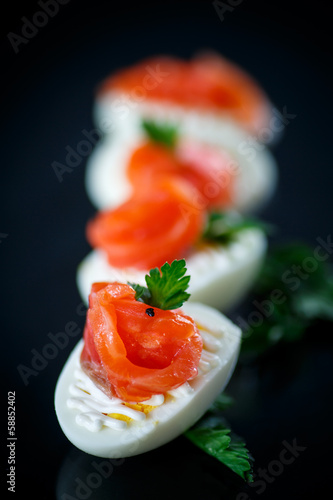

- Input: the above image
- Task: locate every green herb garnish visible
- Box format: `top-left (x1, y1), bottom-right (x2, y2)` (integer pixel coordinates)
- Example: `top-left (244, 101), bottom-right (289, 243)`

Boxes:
top-left (185, 392), bottom-right (253, 482)
top-left (185, 415), bottom-right (253, 482)
top-left (203, 211), bottom-right (273, 244)
top-left (208, 392), bottom-right (235, 413)
top-left (142, 119), bottom-right (178, 149)
top-left (129, 259), bottom-right (190, 310)
top-left (240, 242), bottom-right (333, 355)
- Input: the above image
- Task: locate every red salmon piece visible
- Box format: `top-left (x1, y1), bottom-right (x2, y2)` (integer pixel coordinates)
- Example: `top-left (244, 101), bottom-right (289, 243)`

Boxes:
top-left (127, 140), bottom-right (234, 209)
top-left (80, 283), bottom-right (203, 402)
top-left (86, 179), bottom-right (205, 270)
top-left (97, 53), bottom-right (271, 133)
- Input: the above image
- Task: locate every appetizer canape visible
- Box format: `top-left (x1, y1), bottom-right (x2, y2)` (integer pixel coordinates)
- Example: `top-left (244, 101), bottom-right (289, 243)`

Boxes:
top-left (85, 53), bottom-right (278, 212)
top-left (77, 178), bottom-right (267, 310)
top-left (94, 53), bottom-right (275, 138)
top-left (55, 261), bottom-right (241, 458)
top-left (85, 116), bottom-right (278, 214)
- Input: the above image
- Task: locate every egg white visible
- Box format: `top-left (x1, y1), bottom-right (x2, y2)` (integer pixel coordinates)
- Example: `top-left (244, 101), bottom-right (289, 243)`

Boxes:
top-left (76, 228), bottom-right (266, 311)
top-left (94, 92), bottom-right (281, 145)
top-left (86, 97), bottom-right (278, 213)
top-left (54, 301), bottom-right (241, 458)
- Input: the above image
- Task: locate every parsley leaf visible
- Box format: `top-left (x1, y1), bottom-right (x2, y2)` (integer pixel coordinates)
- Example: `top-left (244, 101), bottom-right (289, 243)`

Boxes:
top-left (185, 392), bottom-right (253, 482)
top-left (142, 119), bottom-right (178, 149)
top-left (129, 259), bottom-right (190, 310)
top-left (185, 416), bottom-right (253, 482)
top-left (240, 242), bottom-right (333, 355)
top-left (129, 283), bottom-right (152, 304)
top-left (202, 211), bottom-right (273, 244)
top-left (208, 392), bottom-right (235, 413)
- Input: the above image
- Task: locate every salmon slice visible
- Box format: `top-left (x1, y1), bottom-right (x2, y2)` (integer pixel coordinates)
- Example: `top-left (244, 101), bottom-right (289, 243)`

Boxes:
top-left (127, 140), bottom-right (235, 210)
top-left (97, 53), bottom-right (272, 134)
top-left (80, 282), bottom-right (203, 402)
top-left (86, 179), bottom-right (205, 270)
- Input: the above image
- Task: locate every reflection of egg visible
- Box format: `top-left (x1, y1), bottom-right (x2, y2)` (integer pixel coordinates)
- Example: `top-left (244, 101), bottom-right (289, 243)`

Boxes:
top-left (86, 101), bottom-right (278, 213)
top-left (77, 228), bottom-right (266, 311)
top-left (55, 302), bottom-right (241, 458)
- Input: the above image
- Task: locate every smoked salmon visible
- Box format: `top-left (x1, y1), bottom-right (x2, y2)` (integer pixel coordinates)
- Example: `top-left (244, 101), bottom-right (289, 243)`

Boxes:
top-left (127, 140), bottom-right (235, 210)
top-left (80, 282), bottom-right (203, 402)
top-left (86, 179), bottom-right (205, 270)
top-left (97, 53), bottom-right (272, 135)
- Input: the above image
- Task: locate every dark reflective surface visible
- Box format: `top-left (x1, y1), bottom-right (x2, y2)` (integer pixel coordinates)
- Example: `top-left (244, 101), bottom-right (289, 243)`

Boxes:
top-left (54, 330), bottom-right (333, 500)
top-left (56, 442), bottom-right (245, 500)
top-left (1, 1), bottom-right (333, 499)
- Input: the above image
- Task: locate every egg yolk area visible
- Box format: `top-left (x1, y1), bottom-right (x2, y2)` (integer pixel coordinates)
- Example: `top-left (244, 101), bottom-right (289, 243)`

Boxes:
top-left (86, 179), bottom-right (205, 270)
top-left (80, 282), bottom-right (203, 402)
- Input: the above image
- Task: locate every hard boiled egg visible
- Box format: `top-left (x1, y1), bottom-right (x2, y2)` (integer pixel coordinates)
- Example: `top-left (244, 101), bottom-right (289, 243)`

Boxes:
top-left (85, 108), bottom-right (278, 214)
top-left (54, 301), bottom-right (241, 458)
top-left (87, 54), bottom-right (279, 214)
top-left (94, 53), bottom-right (278, 140)
top-left (76, 227), bottom-right (266, 311)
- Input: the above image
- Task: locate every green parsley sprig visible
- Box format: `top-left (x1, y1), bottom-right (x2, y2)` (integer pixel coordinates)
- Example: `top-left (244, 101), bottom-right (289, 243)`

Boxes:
top-left (240, 242), bottom-right (333, 355)
top-left (185, 393), bottom-right (254, 482)
top-left (142, 119), bottom-right (178, 149)
top-left (203, 211), bottom-right (273, 244)
top-left (129, 259), bottom-right (190, 310)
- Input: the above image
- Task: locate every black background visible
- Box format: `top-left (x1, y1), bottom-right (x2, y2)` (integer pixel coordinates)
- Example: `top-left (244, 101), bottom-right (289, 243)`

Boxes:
top-left (1, 1), bottom-right (333, 499)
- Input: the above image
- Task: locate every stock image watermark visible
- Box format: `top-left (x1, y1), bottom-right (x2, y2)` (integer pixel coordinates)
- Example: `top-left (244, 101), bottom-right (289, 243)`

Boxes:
top-left (213, 0), bottom-right (244, 22)
top-left (99, 63), bottom-right (171, 127)
top-left (7, 391), bottom-right (16, 493)
top-left (17, 302), bottom-right (87, 386)
top-left (177, 107), bottom-right (293, 221)
top-left (0, 232), bottom-right (9, 243)
top-left (51, 63), bottom-right (170, 182)
top-left (236, 438), bottom-right (306, 498)
top-left (237, 106), bottom-right (296, 162)
top-left (235, 234), bottom-right (333, 339)
top-left (52, 128), bottom-right (101, 183)
top-left (7, 0), bottom-right (71, 54)
top-left (61, 458), bottom-right (125, 500)
top-left (178, 102), bottom-right (295, 222)
top-left (179, 157), bottom-right (241, 222)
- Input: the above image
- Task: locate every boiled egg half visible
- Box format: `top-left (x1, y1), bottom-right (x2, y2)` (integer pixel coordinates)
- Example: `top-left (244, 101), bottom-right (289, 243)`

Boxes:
top-left (77, 227), bottom-right (266, 311)
top-left (55, 301), bottom-right (241, 458)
